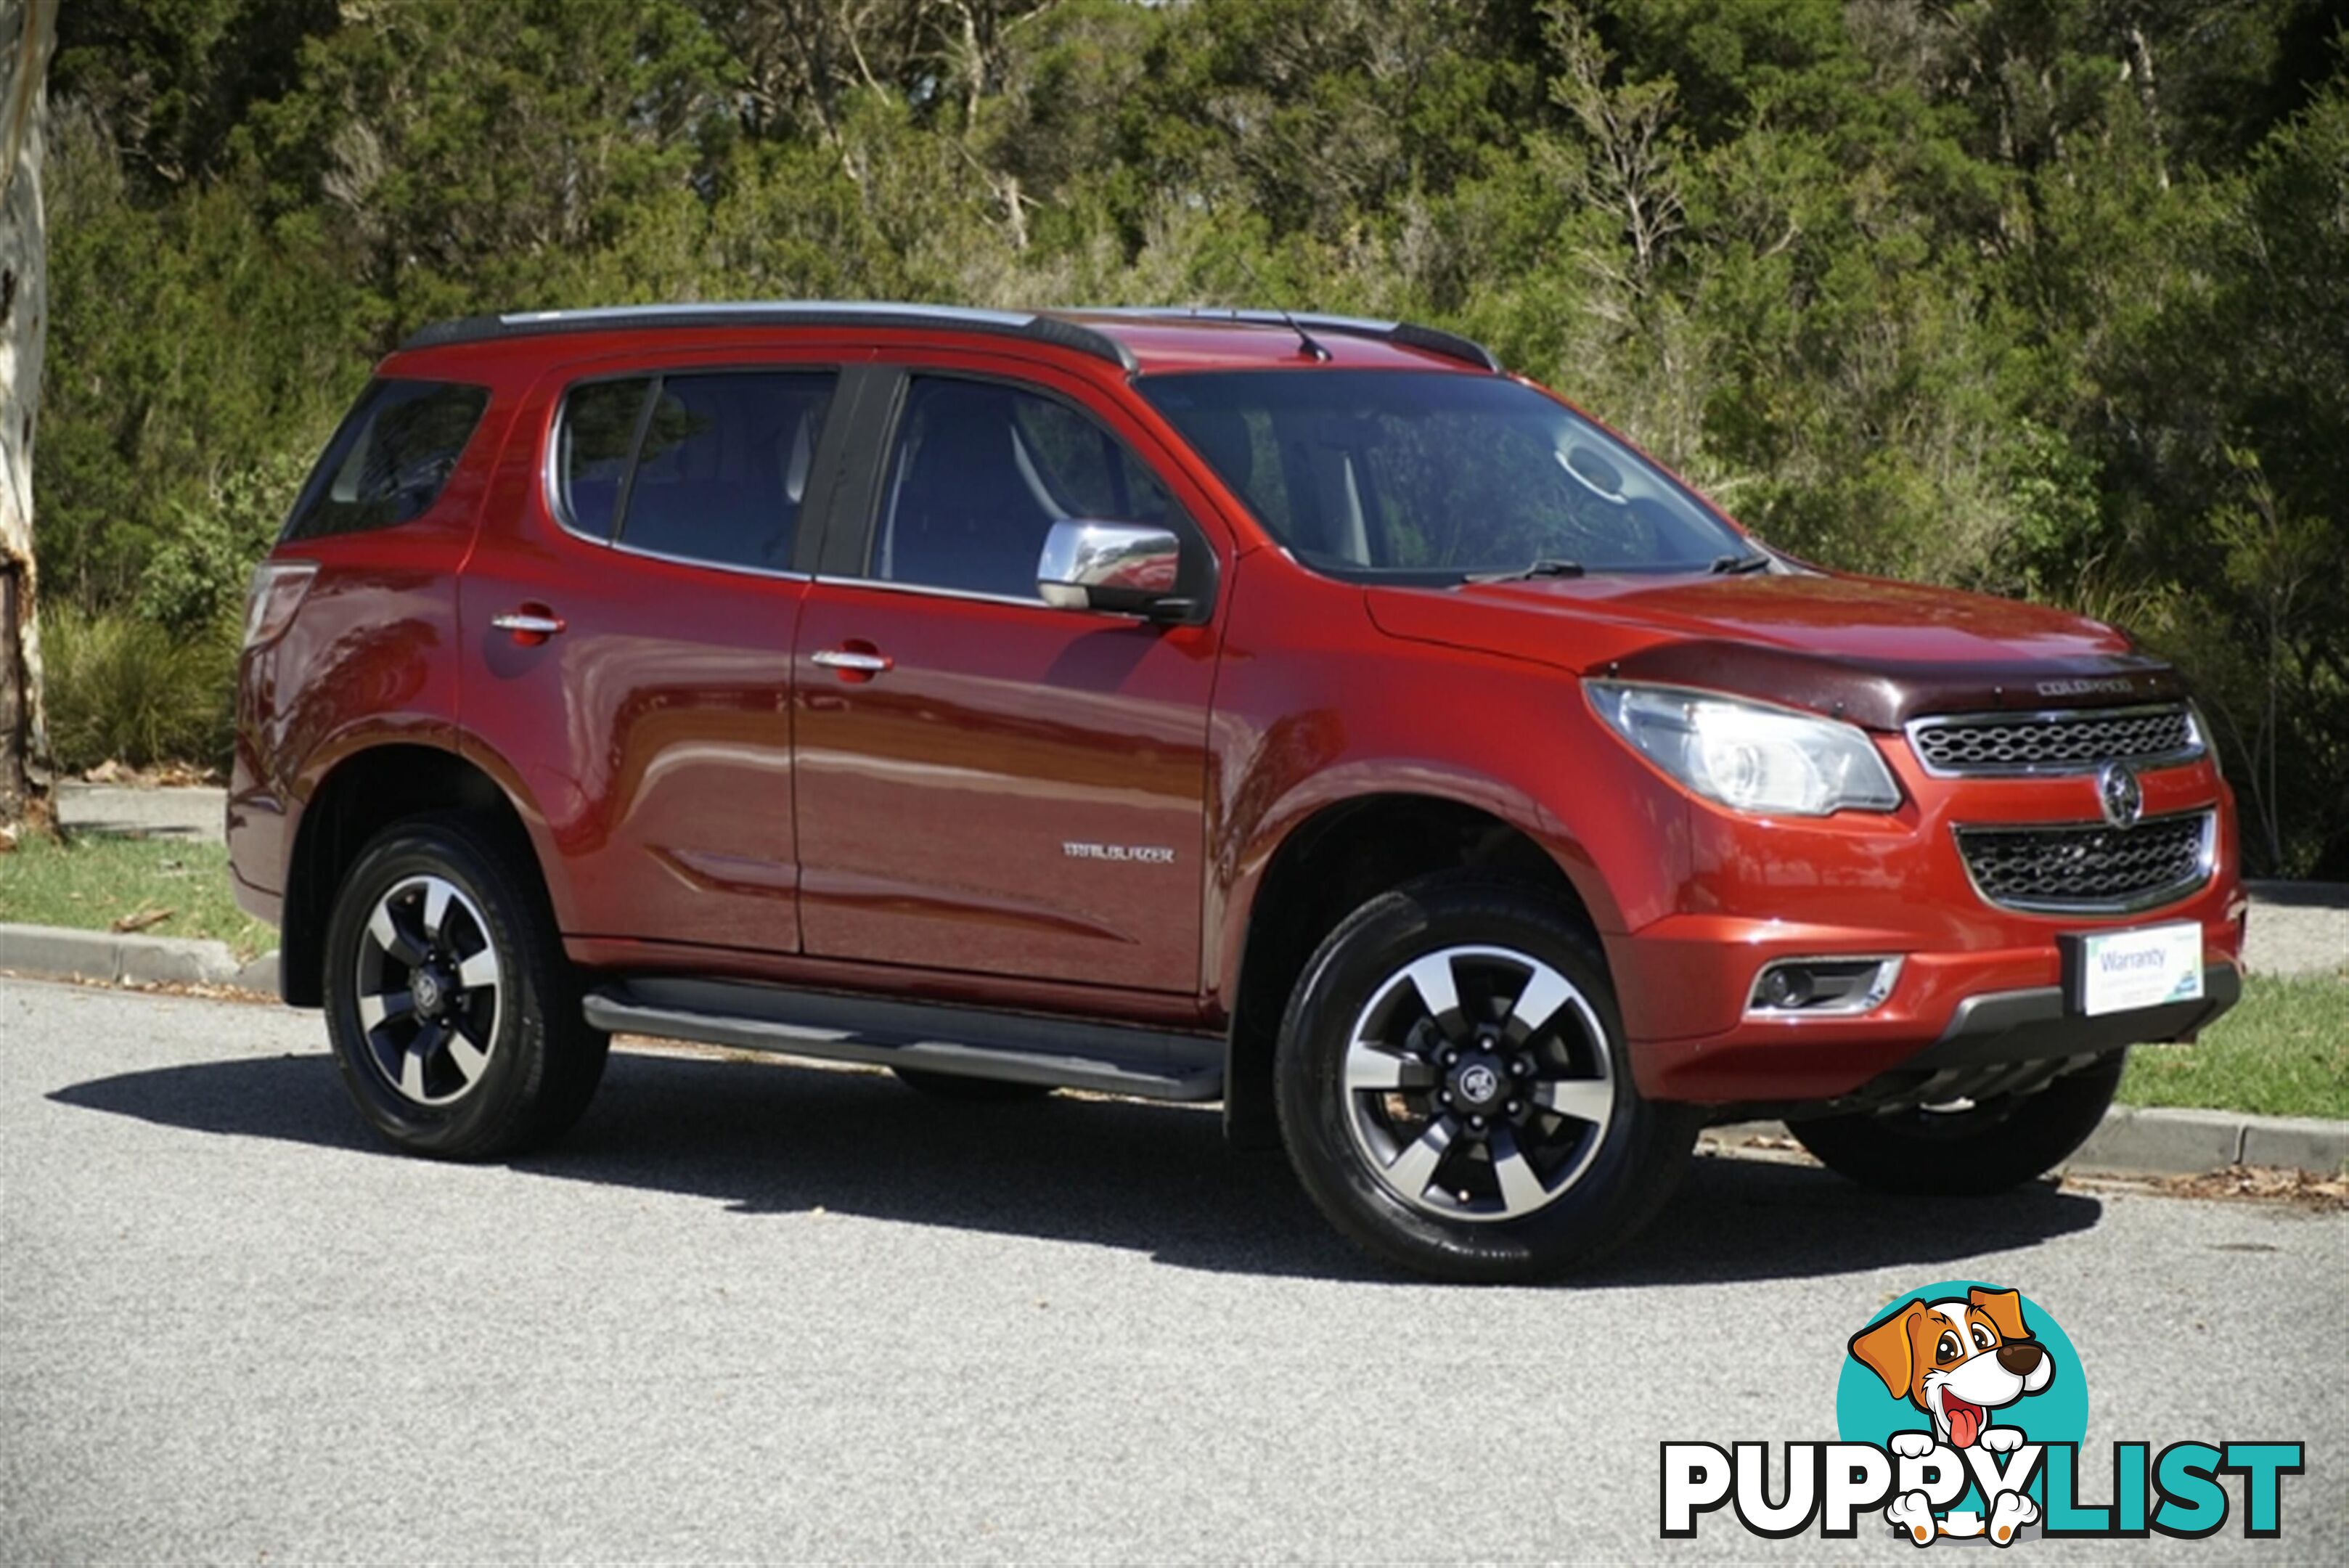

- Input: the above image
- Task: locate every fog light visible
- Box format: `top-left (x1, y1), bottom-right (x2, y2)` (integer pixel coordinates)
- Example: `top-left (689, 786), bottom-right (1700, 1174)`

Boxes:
top-left (1760, 965), bottom-right (1813, 1009)
top-left (1748, 956), bottom-right (1904, 1016)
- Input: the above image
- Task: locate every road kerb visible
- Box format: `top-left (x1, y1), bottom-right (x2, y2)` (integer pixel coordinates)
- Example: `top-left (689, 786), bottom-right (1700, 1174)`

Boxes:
top-left (1704, 1106), bottom-right (2348, 1182)
top-left (0, 921), bottom-right (250, 989)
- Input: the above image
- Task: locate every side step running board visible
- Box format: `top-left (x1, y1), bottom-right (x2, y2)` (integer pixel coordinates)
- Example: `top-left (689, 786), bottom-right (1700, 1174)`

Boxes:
top-left (584, 977), bottom-right (1224, 1103)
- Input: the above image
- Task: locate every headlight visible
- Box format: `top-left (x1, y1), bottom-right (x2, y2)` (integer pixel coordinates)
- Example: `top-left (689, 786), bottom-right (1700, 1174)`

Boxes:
top-left (1586, 681), bottom-right (1902, 816)
top-left (2186, 698), bottom-right (2223, 778)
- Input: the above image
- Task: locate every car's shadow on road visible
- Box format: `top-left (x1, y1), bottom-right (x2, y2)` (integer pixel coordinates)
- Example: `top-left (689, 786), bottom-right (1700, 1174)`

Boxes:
top-left (50, 1045), bottom-right (2104, 1286)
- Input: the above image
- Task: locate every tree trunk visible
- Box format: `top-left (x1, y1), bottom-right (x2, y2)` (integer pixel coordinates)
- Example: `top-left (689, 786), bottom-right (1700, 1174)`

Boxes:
top-left (0, 0), bottom-right (55, 832)
top-left (2121, 20), bottom-right (2169, 192)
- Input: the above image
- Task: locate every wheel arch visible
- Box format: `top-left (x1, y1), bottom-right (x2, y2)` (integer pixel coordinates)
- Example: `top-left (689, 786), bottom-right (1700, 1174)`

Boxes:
top-left (280, 741), bottom-right (547, 1006)
top-left (1220, 787), bottom-right (1610, 1148)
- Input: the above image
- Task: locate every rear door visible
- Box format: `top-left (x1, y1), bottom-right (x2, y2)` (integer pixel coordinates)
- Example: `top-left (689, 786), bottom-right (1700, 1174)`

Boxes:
top-left (459, 348), bottom-right (851, 954)
top-left (791, 355), bottom-right (1227, 993)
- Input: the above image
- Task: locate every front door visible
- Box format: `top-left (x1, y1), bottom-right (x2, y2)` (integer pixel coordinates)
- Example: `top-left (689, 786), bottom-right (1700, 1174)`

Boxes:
top-left (791, 364), bottom-right (1224, 992)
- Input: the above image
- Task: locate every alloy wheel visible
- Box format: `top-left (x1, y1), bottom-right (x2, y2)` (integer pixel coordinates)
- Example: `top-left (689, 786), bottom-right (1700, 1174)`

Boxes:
top-left (353, 874), bottom-right (503, 1106)
top-left (1341, 944), bottom-right (1614, 1222)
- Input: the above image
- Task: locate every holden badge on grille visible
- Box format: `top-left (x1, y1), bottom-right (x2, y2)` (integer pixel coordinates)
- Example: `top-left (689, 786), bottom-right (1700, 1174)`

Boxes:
top-left (2097, 761), bottom-right (2144, 828)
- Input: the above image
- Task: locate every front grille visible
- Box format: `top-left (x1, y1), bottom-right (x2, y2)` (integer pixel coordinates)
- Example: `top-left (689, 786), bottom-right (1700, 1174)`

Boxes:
top-left (1955, 812), bottom-right (2214, 914)
top-left (1908, 703), bottom-right (2199, 775)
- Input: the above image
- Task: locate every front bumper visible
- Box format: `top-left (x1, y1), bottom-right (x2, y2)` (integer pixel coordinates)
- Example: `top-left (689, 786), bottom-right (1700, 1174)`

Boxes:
top-left (1593, 743), bottom-right (2244, 1106)
top-left (1616, 921), bottom-right (2236, 1105)
top-left (1750, 963), bottom-right (2239, 1120)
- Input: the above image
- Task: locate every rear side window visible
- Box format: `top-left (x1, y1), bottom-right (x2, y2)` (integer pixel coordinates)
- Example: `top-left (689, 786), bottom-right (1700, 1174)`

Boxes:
top-left (284, 379), bottom-right (490, 541)
top-left (553, 370), bottom-right (836, 572)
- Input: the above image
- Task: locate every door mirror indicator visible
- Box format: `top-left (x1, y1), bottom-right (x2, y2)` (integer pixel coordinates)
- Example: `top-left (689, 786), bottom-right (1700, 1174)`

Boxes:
top-left (1036, 520), bottom-right (1184, 617)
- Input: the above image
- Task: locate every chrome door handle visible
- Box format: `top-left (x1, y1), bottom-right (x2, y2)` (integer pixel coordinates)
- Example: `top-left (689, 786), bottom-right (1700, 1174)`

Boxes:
top-left (811, 649), bottom-right (892, 674)
top-left (491, 611), bottom-right (566, 637)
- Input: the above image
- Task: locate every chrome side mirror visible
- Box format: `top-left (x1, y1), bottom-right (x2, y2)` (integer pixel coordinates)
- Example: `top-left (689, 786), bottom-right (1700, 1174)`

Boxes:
top-left (1036, 520), bottom-right (1184, 617)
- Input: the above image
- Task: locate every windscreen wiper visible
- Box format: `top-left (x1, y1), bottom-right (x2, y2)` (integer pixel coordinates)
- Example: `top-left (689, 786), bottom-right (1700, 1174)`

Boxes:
top-left (1709, 552), bottom-right (1773, 575)
top-left (1467, 558), bottom-right (1585, 584)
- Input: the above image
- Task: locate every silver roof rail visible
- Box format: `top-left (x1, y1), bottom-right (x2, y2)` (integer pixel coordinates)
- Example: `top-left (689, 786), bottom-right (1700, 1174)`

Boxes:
top-left (399, 300), bottom-right (1504, 375)
top-left (399, 301), bottom-right (1139, 372)
top-left (1061, 306), bottom-right (1503, 372)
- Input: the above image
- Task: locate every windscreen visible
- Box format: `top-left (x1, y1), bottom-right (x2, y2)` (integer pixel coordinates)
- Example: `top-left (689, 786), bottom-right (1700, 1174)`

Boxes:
top-left (1137, 370), bottom-right (1747, 580)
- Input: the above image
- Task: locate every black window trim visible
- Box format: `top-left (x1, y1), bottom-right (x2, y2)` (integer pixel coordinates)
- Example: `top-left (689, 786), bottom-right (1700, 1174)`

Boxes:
top-left (542, 362), bottom-right (851, 584)
top-left (821, 364), bottom-right (1220, 622)
top-left (279, 375), bottom-right (494, 544)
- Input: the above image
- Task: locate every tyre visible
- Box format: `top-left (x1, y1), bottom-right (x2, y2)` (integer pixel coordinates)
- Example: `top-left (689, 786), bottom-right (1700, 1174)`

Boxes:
top-left (1273, 873), bottom-right (1699, 1283)
top-left (1788, 1050), bottom-right (2126, 1196)
top-left (891, 1067), bottom-right (1056, 1102)
top-left (322, 814), bottom-right (609, 1159)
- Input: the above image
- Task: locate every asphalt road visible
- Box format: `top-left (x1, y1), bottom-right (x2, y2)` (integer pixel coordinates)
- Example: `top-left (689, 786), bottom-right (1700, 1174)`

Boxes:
top-left (4, 978), bottom-right (2342, 1563)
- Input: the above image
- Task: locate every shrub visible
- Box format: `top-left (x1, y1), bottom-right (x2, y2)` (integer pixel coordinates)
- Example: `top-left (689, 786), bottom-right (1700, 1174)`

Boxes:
top-left (136, 452), bottom-right (311, 635)
top-left (41, 605), bottom-right (239, 775)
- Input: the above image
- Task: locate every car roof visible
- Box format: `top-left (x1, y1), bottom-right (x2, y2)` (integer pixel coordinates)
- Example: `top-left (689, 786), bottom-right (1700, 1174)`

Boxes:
top-left (394, 301), bottom-right (1500, 377)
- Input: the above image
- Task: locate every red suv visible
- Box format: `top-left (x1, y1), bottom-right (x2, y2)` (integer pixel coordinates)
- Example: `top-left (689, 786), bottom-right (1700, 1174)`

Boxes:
top-left (229, 303), bottom-right (2243, 1281)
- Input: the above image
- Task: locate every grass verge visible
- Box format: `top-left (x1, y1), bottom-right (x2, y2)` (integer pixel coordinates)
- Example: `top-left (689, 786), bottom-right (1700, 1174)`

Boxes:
top-left (2119, 970), bottom-right (2349, 1121)
top-left (0, 830), bottom-right (276, 961)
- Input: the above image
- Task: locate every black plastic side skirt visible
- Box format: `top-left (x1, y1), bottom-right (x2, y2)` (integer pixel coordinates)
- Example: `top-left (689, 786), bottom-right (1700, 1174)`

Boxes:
top-left (583, 978), bottom-right (1225, 1102)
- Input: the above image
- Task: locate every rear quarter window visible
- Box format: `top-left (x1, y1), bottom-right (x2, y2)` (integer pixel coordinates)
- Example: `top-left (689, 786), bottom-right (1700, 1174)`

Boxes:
top-left (551, 369), bottom-right (837, 573)
top-left (282, 379), bottom-right (491, 542)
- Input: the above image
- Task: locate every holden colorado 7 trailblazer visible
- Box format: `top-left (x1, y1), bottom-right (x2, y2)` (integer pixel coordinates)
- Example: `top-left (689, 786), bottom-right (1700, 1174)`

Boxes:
top-left (228, 303), bottom-right (2243, 1281)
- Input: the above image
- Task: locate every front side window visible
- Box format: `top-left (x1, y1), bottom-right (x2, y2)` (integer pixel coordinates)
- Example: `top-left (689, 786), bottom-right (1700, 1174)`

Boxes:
top-left (284, 378), bottom-right (490, 541)
top-left (873, 377), bottom-right (1181, 600)
top-left (553, 370), bottom-right (835, 571)
top-left (1137, 370), bottom-right (1747, 581)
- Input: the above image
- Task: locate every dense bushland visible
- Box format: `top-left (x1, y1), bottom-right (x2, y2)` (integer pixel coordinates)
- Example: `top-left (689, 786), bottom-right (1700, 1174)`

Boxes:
top-left (38, 0), bottom-right (2349, 873)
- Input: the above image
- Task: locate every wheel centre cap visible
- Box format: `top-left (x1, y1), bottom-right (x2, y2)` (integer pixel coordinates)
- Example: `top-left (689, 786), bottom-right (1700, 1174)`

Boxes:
top-left (412, 967), bottom-right (447, 1018)
top-left (1449, 1054), bottom-right (1508, 1113)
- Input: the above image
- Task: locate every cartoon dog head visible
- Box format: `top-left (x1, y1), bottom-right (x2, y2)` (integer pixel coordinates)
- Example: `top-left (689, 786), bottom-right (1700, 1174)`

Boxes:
top-left (1849, 1287), bottom-right (2054, 1449)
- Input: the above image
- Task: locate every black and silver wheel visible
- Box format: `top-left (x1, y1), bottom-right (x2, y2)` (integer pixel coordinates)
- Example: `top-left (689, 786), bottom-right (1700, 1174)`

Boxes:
top-left (351, 874), bottom-right (502, 1107)
top-left (1789, 1050), bottom-right (2127, 1196)
top-left (1339, 944), bottom-right (1614, 1223)
top-left (323, 814), bottom-right (608, 1159)
top-left (1275, 874), bottom-right (1699, 1283)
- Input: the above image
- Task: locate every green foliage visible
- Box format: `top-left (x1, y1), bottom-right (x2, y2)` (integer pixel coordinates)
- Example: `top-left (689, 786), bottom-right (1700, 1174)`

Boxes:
top-left (31, 0), bottom-right (2349, 871)
top-left (40, 102), bottom-right (361, 609)
top-left (41, 606), bottom-right (239, 775)
top-left (137, 450), bottom-right (311, 633)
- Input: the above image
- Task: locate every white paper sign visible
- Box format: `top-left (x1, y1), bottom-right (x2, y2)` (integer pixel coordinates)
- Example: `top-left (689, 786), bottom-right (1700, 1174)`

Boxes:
top-left (2076, 922), bottom-right (2205, 1017)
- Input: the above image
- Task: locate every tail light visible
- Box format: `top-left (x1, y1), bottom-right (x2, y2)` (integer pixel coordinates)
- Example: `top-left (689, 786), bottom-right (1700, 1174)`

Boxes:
top-left (242, 560), bottom-right (317, 648)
